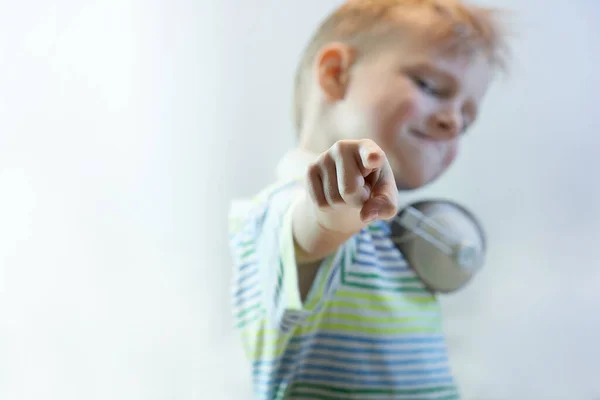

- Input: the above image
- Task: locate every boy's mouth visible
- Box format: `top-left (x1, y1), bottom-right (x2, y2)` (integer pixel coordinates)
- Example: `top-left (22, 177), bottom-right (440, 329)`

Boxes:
top-left (410, 129), bottom-right (436, 142)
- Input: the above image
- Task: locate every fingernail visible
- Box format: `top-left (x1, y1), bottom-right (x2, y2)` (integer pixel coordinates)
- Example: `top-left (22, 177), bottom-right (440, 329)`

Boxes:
top-left (365, 211), bottom-right (379, 223)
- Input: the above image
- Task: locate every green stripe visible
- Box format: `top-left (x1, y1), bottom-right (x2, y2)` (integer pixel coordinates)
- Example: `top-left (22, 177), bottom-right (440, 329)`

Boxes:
top-left (342, 281), bottom-right (430, 294)
top-left (235, 237), bottom-right (254, 245)
top-left (276, 264), bottom-right (283, 290)
top-left (246, 323), bottom-right (443, 359)
top-left (324, 300), bottom-right (439, 313)
top-left (236, 316), bottom-right (262, 329)
top-left (297, 322), bottom-right (440, 335)
top-left (342, 240), bottom-right (431, 294)
top-left (304, 311), bottom-right (440, 325)
top-left (333, 290), bottom-right (436, 304)
top-left (347, 271), bottom-right (421, 284)
top-left (367, 224), bottom-right (383, 233)
top-left (240, 248), bottom-right (255, 259)
top-left (235, 303), bottom-right (262, 320)
top-left (238, 297), bottom-right (441, 347)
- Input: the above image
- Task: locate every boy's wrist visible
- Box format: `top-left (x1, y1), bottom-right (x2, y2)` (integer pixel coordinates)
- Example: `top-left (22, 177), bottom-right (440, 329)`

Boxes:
top-left (311, 201), bottom-right (365, 236)
top-left (291, 193), bottom-right (361, 263)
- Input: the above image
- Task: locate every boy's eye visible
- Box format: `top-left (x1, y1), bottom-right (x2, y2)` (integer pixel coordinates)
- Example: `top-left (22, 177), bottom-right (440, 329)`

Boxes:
top-left (414, 77), bottom-right (442, 97)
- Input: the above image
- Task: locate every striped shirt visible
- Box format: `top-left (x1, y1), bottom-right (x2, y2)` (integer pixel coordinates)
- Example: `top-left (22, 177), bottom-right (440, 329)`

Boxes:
top-left (228, 151), bottom-right (459, 400)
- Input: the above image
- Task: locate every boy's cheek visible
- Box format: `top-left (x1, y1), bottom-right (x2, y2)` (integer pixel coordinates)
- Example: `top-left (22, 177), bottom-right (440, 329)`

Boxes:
top-left (371, 98), bottom-right (419, 146)
top-left (442, 143), bottom-right (458, 169)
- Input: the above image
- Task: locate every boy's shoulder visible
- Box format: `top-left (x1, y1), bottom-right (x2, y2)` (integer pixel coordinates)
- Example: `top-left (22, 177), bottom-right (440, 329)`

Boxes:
top-left (229, 178), bottom-right (303, 233)
top-left (229, 148), bottom-right (316, 234)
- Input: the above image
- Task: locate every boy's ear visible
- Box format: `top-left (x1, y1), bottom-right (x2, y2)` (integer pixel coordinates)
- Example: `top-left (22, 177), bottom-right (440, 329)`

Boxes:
top-left (315, 42), bottom-right (355, 102)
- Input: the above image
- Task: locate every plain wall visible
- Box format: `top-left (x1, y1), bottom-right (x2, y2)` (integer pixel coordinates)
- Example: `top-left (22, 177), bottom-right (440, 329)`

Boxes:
top-left (0, 0), bottom-right (598, 399)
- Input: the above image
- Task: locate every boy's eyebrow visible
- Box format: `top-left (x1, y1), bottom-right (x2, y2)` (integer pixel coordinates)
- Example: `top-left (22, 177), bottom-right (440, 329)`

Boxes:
top-left (405, 59), bottom-right (481, 125)
top-left (405, 60), bottom-right (457, 85)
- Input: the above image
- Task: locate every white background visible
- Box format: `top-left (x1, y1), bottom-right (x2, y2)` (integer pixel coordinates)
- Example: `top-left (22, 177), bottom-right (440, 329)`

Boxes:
top-left (0, 0), bottom-right (599, 399)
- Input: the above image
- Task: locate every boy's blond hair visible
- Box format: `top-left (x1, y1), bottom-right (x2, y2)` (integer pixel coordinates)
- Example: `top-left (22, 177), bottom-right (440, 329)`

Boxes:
top-left (293, 0), bottom-right (510, 134)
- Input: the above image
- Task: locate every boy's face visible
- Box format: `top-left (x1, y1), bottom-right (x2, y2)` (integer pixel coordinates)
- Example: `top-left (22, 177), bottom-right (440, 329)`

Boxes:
top-left (324, 39), bottom-right (493, 189)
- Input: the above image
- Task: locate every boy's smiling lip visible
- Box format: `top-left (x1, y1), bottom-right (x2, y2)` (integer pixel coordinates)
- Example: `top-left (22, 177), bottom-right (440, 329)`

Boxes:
top-left (409, 129), bottom-right (437, 142)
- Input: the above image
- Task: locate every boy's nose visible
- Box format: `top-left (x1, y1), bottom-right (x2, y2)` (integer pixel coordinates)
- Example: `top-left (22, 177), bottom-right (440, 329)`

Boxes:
top-left (430, 110), bottom-right (462, 140)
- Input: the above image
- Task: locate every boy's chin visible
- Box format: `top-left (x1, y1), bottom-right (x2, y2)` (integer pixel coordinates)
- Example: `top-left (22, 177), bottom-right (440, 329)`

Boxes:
top-left (393, 171), bottom-right (443, 191)
top-left (395, 181), bottom-right (427, 191)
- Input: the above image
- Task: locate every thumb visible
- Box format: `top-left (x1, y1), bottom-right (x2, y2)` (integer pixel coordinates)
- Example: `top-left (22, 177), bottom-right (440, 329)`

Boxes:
top-left (359, 169), bottom-right (398, 222)
top-left (360, 192), bottom-right (398, 223)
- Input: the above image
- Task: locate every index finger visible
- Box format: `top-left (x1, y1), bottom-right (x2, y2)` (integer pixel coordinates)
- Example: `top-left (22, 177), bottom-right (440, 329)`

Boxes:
top-left (357, 139), bottom-right (386, 172)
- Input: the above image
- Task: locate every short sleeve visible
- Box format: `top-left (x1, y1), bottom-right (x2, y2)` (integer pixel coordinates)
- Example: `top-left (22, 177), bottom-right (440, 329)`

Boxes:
top-left (228, 180), bottom-right (303, 331)
top-left (228, 180), bottom-right (349, 340)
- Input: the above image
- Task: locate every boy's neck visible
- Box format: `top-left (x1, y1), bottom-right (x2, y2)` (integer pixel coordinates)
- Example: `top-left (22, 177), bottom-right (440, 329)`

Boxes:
top-left (297, 93), bottom-right (337, 154)
top-left (297, 118), bottom-right (336, 155)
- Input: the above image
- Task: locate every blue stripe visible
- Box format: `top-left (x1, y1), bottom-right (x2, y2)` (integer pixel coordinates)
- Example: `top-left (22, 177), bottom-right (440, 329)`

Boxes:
top-left (300, 318), bottom-right (438, 330)
top-left (357, 239), bottom-right (374, 248)
top-left (291, 343), bottom-right (447, 357)
top-left (379, 265), bottom-right (410, 272)
top-left (289, 332), bottom-right (445, 346)
top-left (259, 342), bottom-right (448, 363)
top-left (377, 255), bottom-right (404, 262)
top-left (370, 222), bottom-right (391, 233)
top-left (255, 354), bottom-right (449, 371)
top-left (354, 259), bottom-right (378, 267)
top-left (354, 258), bottom-right (409, 272)
top-left (237, 268), bottom-right (259, 286)
top-left (238, 262), bottom-right (254, 272)
top-left (254, 374), bottom-right (454, 389)
top-left (230, 224), bottom-right (257, 247)
top-left (234, 282), bottom-right (260, 298)
top-left (256, 364), bottom-right (451, 378)
top-left (234, 290), bottom-right (261, 306)
top-left (369, 231), bottom-right (391, 239)
top-left (356, 245), bottom-right (376, 255)
top-left (375, 243), bottom-right (397, 251)
top-left (229, 181), bottom-right (457, 399)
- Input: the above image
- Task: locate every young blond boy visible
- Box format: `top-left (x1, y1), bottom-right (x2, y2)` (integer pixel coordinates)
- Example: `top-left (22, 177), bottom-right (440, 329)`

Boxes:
top-left (229, 1), bottom-right (508, 398)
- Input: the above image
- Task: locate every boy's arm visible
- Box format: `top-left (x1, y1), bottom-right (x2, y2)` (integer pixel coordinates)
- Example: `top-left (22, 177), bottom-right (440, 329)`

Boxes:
top-left (291, 140), bottom-right (399, 265)
top-left (228, 139), bottom-right (397, 340)
top-left (291, 194), bottom-right (354, 264)
top-left (288, 194), bottom-right (356, 302)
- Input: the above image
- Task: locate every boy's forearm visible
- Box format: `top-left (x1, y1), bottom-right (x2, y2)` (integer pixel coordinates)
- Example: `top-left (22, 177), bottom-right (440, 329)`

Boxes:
top-left (291, 194), bottom-right (356, 264)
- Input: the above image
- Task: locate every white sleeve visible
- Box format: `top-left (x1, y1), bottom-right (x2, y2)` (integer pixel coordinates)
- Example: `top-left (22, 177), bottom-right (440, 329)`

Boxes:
top-left (228, 181), bottom-right (350, 335)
